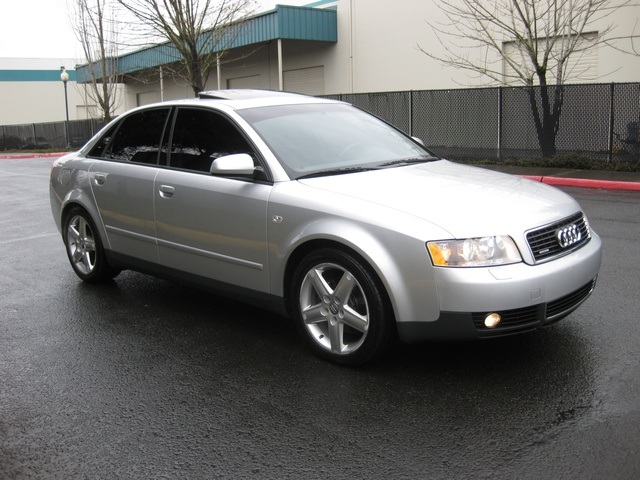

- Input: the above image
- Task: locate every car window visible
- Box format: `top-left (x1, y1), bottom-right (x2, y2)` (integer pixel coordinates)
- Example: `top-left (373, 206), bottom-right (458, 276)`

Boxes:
top-left (169, 108), bottom-right (254, 172)
top-left (238, 103), bottom-right (436, 178)
top-left (87, 123), bottom-right (118, 158)
top-left (104, 108), bottom-right (171, 163)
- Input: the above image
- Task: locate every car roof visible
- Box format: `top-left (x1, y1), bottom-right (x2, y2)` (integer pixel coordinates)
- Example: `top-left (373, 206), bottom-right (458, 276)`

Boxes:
top-left (170, 89), bottom-right (341, 111)
top-left (198, 89), bottom-right (310, 100)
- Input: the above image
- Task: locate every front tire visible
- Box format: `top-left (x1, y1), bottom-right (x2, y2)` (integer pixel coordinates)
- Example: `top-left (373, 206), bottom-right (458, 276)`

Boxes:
top-left (291, 248), bottom-right (394, 366)
top-left (63, 207), bottom-right (119, 283)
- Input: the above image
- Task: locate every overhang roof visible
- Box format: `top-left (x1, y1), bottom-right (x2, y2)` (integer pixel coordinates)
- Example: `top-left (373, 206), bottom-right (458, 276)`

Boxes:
top-left (76, 5), bottom-right (337, 83)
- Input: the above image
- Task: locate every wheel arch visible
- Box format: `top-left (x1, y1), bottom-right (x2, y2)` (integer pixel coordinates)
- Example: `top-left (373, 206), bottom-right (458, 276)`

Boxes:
top-left (283, 240), bottom-right (372, 311)
top-left (60, 191), bottom-right (111, 251)
top-left (61, 200), bottom-right (121, 283)
top-left (281, 236), bottom-right (403, 326)
top-left (276, 214), bottom-right (441, 326)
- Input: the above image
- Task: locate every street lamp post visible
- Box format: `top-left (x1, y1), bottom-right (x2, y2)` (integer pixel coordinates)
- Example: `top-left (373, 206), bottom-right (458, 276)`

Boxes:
top-left (60, 66), bottom-right (71, 148)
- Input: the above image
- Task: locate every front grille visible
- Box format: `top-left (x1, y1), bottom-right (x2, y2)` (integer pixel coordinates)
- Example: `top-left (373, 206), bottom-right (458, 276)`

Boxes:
top-left (526, 212), bottom-right (591, 263)
top-left (545, 278), bottom-right (597, 322)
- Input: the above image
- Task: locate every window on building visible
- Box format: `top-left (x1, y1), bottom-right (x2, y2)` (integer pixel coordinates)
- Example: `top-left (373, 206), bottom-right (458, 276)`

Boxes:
top-left (503, 32), bottom-right (598, 85)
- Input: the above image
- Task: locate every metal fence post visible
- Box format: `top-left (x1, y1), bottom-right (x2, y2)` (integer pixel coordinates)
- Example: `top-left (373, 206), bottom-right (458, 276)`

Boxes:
top-left (498, 86), bottom-right (503, 161)
top-left (608, 83), bottom-right (615, 163)
top-left (409, 90), bottom-right (414, 137)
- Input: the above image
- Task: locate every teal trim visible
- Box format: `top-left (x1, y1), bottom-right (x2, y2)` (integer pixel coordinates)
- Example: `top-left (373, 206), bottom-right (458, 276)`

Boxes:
top-left (76, 5), bottom-right (337, 83)
top-left (0, 69), bottom-right (77, 82)
top-left (304, 0), bottom-right (337, 7)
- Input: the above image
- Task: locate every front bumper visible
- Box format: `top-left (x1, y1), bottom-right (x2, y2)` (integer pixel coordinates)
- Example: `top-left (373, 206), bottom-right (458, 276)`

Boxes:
top-left (398, 277), bottom-right (597, 342)
top-left (397, 231), bottom-right (602, 343)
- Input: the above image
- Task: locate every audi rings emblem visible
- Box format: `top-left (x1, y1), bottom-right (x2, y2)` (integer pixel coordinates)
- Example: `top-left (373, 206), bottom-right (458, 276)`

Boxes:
top-left (557, 224), bottom-right (582, 249)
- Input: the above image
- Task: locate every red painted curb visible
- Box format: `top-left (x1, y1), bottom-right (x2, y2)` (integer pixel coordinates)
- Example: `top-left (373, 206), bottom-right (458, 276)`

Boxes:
top-left (0, 152), bottom-right (69, 159)
top-left (522, 175), bottom-right (640, 191)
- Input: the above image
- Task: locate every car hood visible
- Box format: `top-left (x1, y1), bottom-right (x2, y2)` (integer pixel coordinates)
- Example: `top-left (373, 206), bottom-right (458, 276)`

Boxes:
top-left (297, 160), bottom-right (581, 238)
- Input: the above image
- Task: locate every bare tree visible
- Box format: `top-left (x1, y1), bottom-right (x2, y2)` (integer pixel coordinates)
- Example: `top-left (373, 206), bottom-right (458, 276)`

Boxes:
top-left (420, 0), bottom-right (631, 157)
top-left (115, 0), bottom-right (257, 96)
top-left (604, 17), bottom-right (640, 56)
top-left (70, 0), bottom-right (121, 122)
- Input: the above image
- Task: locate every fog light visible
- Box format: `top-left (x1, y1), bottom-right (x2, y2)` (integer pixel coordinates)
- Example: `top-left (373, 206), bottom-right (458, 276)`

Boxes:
top-left (484, 313), bottom-right (502, 328)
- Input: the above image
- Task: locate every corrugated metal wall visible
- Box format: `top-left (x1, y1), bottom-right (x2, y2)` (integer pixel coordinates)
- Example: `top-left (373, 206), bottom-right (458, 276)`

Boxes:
top-left (76, 6), bottom-right (337, 82)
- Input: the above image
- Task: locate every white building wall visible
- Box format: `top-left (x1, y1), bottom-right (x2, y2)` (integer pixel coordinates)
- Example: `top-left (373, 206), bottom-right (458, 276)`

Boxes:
top-left (344, 0), bottom-right (456, 92)
top-left (0, 58), bottom-right (82, 125)
top-left (0, 57), bottom-right (126, 125)
top-left (595, 3), bottom-right (640, 83)
top-left (1, 81), bottom-right (73, 125)
top-left (121, 0), bottom-right (640, 111)
top-left (343, 0), bottom-right (640, 90)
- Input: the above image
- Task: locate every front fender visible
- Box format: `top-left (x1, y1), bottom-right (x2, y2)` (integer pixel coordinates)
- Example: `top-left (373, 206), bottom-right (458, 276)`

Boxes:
top-left (270, 215), bottom-right (443, 325)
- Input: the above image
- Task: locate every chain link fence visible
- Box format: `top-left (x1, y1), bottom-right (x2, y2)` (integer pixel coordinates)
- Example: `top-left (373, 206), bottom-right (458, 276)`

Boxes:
top-left (0, 119), bottom-right (105, 151)
top-left (328, 83), bottom-right (640, 163)
top-left (2, 83), bottom-right (638, 162)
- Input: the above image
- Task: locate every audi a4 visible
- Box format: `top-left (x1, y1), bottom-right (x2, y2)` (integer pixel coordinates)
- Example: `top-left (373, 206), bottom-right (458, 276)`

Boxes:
top-left (50, 90), bottom-right (602, 365)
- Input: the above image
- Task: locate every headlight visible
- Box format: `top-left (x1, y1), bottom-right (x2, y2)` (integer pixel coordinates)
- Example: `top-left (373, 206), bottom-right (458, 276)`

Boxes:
top-left (427, 236), bottom-right (522, 267)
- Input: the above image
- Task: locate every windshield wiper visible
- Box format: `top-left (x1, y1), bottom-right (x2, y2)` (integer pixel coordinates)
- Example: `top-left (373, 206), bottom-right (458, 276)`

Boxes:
top-left (297, 166), bottom-right (379, 179)
top-left (297, 157), bottom-right (438, 179)
top-left (379, 157), bottom-right (438, 167)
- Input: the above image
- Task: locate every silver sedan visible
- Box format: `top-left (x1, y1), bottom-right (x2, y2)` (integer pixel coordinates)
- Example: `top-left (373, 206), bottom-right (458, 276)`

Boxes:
top-left (50, 90), bottom-right (602, 365)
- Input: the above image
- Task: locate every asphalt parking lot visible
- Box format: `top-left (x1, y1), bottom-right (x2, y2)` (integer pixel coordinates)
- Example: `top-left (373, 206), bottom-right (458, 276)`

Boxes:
top-left (1, 157), bottom-right (639, 479)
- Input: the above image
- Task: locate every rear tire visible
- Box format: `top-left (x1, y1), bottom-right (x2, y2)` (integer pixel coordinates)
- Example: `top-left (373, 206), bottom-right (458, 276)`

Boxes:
top-left (63, 207), bottom-right (119, 283)
top-left (290, 248), bottom-right (393, 366)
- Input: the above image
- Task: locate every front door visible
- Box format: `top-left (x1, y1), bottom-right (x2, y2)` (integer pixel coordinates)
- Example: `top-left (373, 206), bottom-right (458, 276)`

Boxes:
top-left (154, 107), bottom-right (271, 293)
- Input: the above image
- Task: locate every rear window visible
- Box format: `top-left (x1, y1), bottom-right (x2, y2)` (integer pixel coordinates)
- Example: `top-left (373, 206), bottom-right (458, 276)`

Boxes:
top-left (89, 108), bottom-right (170, 164)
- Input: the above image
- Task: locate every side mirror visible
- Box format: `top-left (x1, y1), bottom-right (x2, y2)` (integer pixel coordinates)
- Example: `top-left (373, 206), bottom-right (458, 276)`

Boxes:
top-left (210, 153), bottom-right (256, 176)
top-left (411, 136), bottom-right (425, 146)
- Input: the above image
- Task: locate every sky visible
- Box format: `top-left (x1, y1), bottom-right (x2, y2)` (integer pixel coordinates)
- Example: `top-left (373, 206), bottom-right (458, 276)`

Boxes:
top-left (0, 0), bottom-right (80, 59)
top-left (0, 0), bottom-right (310, 61)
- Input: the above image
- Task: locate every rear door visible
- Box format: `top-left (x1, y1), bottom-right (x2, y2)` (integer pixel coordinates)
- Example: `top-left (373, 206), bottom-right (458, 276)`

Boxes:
top-left (154, 107), bottom-right (272, 293)
top-left (89, 107), bottom-right (171, 263)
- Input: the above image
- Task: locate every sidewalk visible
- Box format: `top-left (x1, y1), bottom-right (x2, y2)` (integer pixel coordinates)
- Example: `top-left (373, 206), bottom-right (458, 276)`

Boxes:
top-left (478, 165), bottom-right (640, 192)
top-left (2, 151), bottom-right (640, 191)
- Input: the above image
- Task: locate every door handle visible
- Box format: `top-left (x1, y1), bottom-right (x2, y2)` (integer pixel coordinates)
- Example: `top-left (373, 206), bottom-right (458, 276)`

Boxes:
top-left (159, 185), bottom-right (175, 198)
top-left (94, 173), bottom-right (106, 185)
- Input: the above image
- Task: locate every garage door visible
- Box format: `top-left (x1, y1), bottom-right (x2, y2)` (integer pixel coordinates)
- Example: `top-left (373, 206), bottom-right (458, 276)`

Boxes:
top-left (227, 75), bottom-right (266, 89)
top-left (283, 66), bottom-right (324, 95)
top-left (137, 90), bottom-right (161, 107)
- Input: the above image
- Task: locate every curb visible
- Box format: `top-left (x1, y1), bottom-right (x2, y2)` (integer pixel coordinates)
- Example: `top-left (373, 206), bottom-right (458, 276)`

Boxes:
top-left (521, 175), bottom-right (640, 192)
top-left (0, 152), bottom-right (68, 159)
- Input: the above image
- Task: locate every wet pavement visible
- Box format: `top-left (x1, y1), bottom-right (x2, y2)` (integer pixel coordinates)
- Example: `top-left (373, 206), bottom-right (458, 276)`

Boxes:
top-left (1, 157), bottom-right (639, 479)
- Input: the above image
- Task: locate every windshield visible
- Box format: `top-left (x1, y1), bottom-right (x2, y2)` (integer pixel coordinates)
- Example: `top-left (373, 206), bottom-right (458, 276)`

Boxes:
top-left (237, 103), bottom-right (437, 178)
